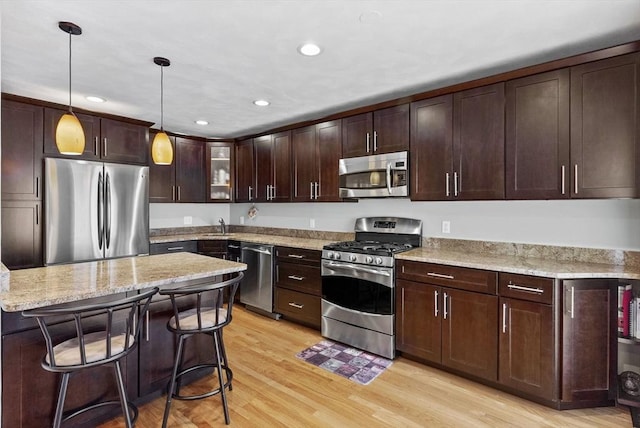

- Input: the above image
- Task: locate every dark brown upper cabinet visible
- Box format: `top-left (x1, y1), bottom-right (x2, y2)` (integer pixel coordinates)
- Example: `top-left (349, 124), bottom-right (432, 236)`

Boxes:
top-left (292, 120), bottom-right (342, 202)
top-left (570, 53), bottom-right (640, 198)
top-left (411, 83), bottom-right (505, 201)
top-left (341, 104), bottom-right (409, 158)
top-left (1, 100), bottom-right (43, 201)
top-left (44, 107), bottom-right (149, 165)
top-left (235, 138), bottom-right (255, 203)
top-left (149, 135), bottom-right (204, 203)
top-left (254, 131), bottom-right (291, 202)
top-left (506, 69), bottom-right (570, 199)
top-left (148, 130), bottom-right (176, 203)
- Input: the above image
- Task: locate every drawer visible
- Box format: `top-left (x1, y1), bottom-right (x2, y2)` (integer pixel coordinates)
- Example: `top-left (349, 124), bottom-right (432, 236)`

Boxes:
top-left (499, 273), bottom-right (554, 305)
top-left (275, 246), bottom-right (321, 265)
top-left (150, 240), bottom-right (197, 255)
top-left (275, 287), bottom-right (320, 328)
top-left (396, 260), bottom-right (497, 295)
top-left (276, 262), bottom-right (321, 295)
top-left (197, 240), bottom-right (227, 253)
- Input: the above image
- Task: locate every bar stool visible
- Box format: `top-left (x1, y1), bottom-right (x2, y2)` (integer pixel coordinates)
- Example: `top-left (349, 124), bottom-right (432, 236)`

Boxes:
top-left (160, 271), bottom-right (244, 427)
top-left (22, 287), bottom-right (158, 428)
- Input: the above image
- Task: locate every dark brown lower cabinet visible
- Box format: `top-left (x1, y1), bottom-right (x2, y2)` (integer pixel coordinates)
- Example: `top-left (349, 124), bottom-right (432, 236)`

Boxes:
top-left (1, 200), bottom-right (42, 269)
top-left (395, 280), bottom-right (441, 362)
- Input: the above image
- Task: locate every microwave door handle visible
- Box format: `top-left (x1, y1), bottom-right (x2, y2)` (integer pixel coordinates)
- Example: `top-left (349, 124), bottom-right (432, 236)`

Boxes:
top-left (386, 162), bottom-right (392, 194)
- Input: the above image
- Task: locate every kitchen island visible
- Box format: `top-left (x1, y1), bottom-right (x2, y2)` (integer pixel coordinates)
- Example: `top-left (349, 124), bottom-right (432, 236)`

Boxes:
top-left (0, 252), bottom-right (246, 427)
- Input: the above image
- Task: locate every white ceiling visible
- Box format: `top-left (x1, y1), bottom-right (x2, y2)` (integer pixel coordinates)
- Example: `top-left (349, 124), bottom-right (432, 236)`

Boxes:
top-left (2, 1), bottom-right (640, 139)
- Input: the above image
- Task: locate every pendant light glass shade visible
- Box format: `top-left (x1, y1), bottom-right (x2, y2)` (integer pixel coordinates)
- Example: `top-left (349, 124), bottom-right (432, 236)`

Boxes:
top-left (151, 131), bottom-right (173, 165)
top-left (56, 112), bottom-right (85, 155)
top-left (152, 56), bottom-right (173, 165)
top-left (56, 22), bottom-right (85, 155)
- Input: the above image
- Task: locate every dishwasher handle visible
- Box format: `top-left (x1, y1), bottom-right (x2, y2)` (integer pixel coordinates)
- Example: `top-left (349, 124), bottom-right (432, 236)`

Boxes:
top-left (242, 246), bottom-right (272, 256)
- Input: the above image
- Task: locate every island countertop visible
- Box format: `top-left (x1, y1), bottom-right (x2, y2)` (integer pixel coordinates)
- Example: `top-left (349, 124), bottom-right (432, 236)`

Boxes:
top-left (0, 252), bottom-right (246, 312)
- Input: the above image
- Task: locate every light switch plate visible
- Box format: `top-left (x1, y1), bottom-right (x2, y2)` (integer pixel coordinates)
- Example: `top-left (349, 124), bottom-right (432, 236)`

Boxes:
top-left (184, 216), bottom-right (192, 225)
top-left (442, 220), bottom-right (450, 234)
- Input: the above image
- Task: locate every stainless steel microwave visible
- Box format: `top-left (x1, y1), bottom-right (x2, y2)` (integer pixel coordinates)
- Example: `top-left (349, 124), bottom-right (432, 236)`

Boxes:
top-left (338, 151), bottom-right (408, 198)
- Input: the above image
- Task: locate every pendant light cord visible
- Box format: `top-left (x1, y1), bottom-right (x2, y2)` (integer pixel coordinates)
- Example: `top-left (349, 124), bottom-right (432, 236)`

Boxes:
top-left (160, 65), bottom-right (164, 131)
top-left (68, 30), bottom-right (73, 113)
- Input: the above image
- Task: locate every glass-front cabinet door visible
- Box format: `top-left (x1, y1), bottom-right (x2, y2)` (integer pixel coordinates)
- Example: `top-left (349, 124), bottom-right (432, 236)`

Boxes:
top-left (206, 142), bottom-right (234, 202)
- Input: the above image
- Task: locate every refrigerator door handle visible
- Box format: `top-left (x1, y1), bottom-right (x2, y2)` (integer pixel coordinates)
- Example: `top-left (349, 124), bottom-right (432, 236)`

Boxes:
top-left (105, 172), bottom-right (112, 249)
top-left (98, 171), bottom-right (104, 250)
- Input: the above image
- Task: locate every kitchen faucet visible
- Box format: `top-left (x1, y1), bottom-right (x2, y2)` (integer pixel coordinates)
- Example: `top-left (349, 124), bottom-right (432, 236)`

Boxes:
top-left (218, 218), bottom-right (226, 235)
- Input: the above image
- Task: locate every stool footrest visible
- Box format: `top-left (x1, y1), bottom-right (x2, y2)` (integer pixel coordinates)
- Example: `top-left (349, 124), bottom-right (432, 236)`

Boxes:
top-left (171, 363), bottom-right (233, 401)
top-left (63, 400), bottom-right (138, 425)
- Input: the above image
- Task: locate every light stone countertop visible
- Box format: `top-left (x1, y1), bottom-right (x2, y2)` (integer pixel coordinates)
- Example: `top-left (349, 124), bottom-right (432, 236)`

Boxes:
top-left (0, 253), bottom-right (246, 312)
top-left (150, 232), bottom-right (336, 251)
top-left (397, 247), bottom-right (640, 280)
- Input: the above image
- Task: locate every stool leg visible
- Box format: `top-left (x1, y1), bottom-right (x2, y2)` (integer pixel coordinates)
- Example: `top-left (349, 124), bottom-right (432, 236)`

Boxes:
top-left (163, 334), bottom-right (186, 428)
top-left (213, 331), bottom-right (230, 425)
top-left (53, 372), bottom-right (70, 428)
top-left (217, 329), bottom-right (232, 391)
top-left (113, 359), bottom-right (133, 428)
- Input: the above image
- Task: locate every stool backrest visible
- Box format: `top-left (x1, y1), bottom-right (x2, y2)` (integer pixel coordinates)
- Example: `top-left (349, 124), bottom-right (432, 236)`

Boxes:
top-left (22, 287), bottom-right (158, 370)
top-left (159, 272), bottom-right (244, 333)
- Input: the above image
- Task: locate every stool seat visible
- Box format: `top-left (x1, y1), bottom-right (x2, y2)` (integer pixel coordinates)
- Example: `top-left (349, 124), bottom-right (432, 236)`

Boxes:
top-left (169, 307), bottom-right (228, 331)
top-left (47, 332), bottom-right (134, 366)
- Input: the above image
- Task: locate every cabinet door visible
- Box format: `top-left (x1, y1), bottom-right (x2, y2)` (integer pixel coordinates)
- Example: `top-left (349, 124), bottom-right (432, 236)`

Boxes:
top-left (499, 297), bottom-right (554, 400)
top-left (410, 95), bottom-right (454, 200)
top-left (148, 130), bottom-right (176, 203)
top-left (206, 142), bottom-right (233, 201)
top-left (291, 125), bottom-right (317, 202)
top-left (341, 112), bottom-right (372, 158)
top-left (506, 70), bottom-right (570, 199)
top-left (1, 201), bottom-right (42, 269)
top-left (561, 279), bottom-right (615, 406)
top-left (1, 100), bottom-right (43, 200)
top-left (395, 279), bottom-right (442, 363)
top-left (453, 83), bottom-right (505, 200)
top-left (442, 288), bottom-right (498, 381)
top-left (254, 134), bottom-right (273, 202)
top-left (272, 130), bottom-right (291, 201)
top-left (570, 53), bottom-right (640, 198)
top-left (316, 120), bottom-right (342, 201)
top-left (373, 104), bottom-right (409, 154)
top-left (235, 139), bottom-right (255, 202)
top-left (100, 118), bottom-right (149, 164)
top-left (175, 137), bottom-right (205, 202)
top-left (43, 107), bottom-right (102, 160)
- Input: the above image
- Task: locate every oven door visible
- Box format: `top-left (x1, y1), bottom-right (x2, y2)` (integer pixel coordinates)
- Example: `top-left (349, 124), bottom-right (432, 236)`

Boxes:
top-left (321, 260), bottom-right (393, 315)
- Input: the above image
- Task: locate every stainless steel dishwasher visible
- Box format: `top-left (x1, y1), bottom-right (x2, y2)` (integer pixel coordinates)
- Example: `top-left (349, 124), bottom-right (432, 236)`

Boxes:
top-left (240, 242), bottom-right (280, 319)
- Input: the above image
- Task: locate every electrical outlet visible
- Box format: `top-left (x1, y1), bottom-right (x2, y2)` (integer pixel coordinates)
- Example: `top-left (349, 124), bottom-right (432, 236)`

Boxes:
top-left (240, 216), bottom-right (245, 225)
top-left (442, 220), bottom-right (450, 234)
top-left (310, 218), bottom-right (316, 229)
top-left (183, 216), bottom-right (192, 225)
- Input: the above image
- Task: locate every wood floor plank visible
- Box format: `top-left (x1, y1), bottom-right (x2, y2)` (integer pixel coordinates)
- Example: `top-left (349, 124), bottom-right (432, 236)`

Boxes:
top-left (98, 306), bottom-right (632, 427)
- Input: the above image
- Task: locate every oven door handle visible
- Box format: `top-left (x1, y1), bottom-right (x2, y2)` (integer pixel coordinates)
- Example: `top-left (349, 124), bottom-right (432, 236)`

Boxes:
top-left (386, 162), bottom-right (392, 194)
top-left (323, 261), bottom-right (392, 277)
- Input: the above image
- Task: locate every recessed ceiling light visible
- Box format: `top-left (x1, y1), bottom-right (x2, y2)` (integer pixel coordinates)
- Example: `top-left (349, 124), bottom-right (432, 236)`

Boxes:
top-left (298, 43), bottom-right (322, 56)
top-left (253, 99), bottom-right (270, 107)
top-left (195, 120), bottom-right (209, 126)
top-left (359, 10), bottom-right (383, 23)
top-left (86, 95), bottom-right (106, 103)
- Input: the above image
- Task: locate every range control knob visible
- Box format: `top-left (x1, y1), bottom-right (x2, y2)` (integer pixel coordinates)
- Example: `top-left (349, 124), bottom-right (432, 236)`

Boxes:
top-left (334, 252), bottom-right (341, 260)
top-left (375, 257), bottom-right (383, 265)
top-left (327, 251), bottom-right (334, 259)
top-left (365, 256), bottom-right (373, 264)
top-left (349, 254), bottom-right (357, 262)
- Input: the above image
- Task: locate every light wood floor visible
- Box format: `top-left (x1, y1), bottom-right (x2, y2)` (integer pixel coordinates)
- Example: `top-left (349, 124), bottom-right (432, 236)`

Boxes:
top-left (99, 306), bottom-right (632, 427)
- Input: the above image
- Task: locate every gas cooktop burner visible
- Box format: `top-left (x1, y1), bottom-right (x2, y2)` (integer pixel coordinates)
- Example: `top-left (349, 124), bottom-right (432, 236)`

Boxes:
top-left (324, 240), bottom-right (414, 256)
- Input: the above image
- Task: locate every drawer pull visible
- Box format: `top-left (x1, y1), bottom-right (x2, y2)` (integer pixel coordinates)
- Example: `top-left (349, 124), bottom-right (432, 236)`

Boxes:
top-left (288, 302), bottom-right (304, 309)
top-left (228, 244), bottom-right (240, 249)
top-left (167, 246), bottom-right (184, 251)
top-left (288, 275), bottom-right (305, 281)
top-left (288, 254), bottom-right (305, 259)
top-left (507, 282), bottom-right (544, 294)
top-left (427, 272), bottom-right (454, 280)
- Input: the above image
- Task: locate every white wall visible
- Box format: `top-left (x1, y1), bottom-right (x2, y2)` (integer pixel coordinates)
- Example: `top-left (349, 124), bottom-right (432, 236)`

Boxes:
top-left (151, 198), bottom-right (640, 250)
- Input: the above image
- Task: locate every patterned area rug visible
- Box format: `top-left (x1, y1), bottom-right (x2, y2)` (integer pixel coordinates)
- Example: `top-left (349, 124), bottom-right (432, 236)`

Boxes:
top-left (295, 340), bottom-right (393, 385)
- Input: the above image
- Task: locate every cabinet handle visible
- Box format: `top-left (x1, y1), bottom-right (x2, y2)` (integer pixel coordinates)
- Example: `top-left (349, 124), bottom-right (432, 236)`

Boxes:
top-left (228, 244), bottom-right (240, 249)
top-left (445, 173), bottom-right (450, 197)
top-left (434, 290), bottom-right (439, 317)
top-left (94, 136), bottom-right (99, 155)
top-left (177, 186), bottom-right (181, 201)
top-left (35, 177), bottom-right (39, 198)
top-left (574, 164), bottom-right (578, 195)
top-left (366, 132), bottom-right (370, 153)
top-left (266, 185), bottom-right (270, 201)
top-left (248, 186), bottom-right (253, 201)
top-left (567, 286), bottom-right (575, 319)
top-left (502, 303), bottom-right (507, 333)
top-left (103, 137), bottom-right (108, 157)
top-left (288, 254), bottom-right (305, 259)
top-left (427, 272), bottom-right (454, 280)
top-left (373, 130), bottom-right (378, 152)
top-left (561, 165), bottom-right (566, 195)
top-left (288, 275), bottom-right (305, 281)
top-left (453, 172), bottom-right (459, 197)
top-left (507, 282), bottom-right (544, 294)
top-left (288, 302), bottom-right (304, 309)
top-left (172, 185), bottom-right (176, 201)
top-left (315, 182), bottom-right (320, 199)
top-left (443, 292), bottom-right (449, 319)
top-left (167, 246), bottom-right (184, 251)
top-left (145, 311), bottom-right (150, 341)
top-left (271, 185), bottom-right (276, 200)
top-left (35, 204), bottom-right (39, 225)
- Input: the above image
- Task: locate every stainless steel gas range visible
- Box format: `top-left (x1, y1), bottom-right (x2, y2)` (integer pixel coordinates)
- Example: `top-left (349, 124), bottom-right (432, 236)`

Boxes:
top-left (321, 217), bottom-right (422, 359)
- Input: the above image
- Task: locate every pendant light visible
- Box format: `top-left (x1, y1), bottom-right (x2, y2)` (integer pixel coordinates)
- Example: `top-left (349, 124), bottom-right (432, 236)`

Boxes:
top-left (56, 22), bottom-right (85, 155)
top-left (151, 57), bottom-right (173, 165)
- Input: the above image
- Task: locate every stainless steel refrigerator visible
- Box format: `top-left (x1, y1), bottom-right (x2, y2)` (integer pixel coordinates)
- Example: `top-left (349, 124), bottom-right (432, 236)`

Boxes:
top-left (44, 158), bottom-right (149, 265)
